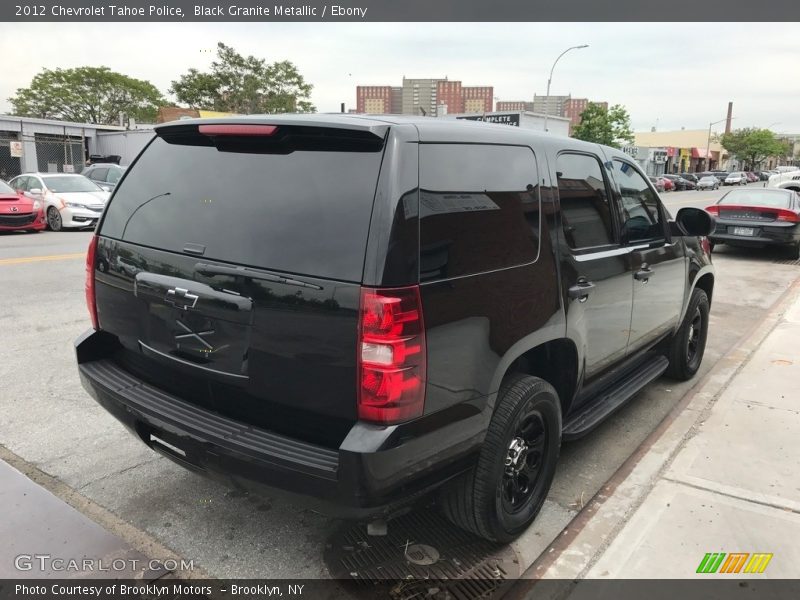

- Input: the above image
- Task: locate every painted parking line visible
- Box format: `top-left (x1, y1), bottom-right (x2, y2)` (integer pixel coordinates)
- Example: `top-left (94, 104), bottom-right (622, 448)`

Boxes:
top-left (0, 252), bottom-right (85, 266)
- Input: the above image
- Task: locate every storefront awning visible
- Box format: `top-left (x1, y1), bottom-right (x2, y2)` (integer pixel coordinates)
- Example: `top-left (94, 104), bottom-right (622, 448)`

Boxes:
top-left (692, 147), bottom-right (712, 159)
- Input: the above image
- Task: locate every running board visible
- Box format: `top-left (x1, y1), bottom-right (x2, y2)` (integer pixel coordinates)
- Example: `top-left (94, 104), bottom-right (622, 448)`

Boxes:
top-left (562, 355), bottom-right (669, 441)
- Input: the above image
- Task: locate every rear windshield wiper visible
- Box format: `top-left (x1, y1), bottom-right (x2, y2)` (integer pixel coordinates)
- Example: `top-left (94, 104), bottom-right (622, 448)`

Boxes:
top-left (194, 262), bottom-right (322, 290)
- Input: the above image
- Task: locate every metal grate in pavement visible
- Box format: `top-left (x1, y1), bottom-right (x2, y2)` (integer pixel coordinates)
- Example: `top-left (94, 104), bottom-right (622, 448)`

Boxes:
top-left (772, 258), bottom-right (800, 266)
top-left (324, 509), bottom-right (519, 600)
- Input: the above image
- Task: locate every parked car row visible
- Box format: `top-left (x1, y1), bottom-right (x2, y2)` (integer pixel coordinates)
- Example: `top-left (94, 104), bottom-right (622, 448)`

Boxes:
top-left (0, 164), bottom-right (126, 233)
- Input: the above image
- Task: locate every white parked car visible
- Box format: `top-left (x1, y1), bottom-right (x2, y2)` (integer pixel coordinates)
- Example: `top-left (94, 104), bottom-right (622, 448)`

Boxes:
top-left (8, 173), bottom-right (110, 231)
top-left (723, 172), bottom-right (748, 186)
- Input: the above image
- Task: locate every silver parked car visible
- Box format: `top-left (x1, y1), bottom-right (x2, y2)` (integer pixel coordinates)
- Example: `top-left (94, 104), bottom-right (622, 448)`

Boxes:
top-left (82, 163), bottom-right (128, 192)
top-left (697, 176), bottom-right (720, 190)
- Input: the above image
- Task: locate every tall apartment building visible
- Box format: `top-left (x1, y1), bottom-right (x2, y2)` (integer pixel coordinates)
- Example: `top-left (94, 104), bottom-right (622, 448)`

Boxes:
top-left (401, 78), bottom-right (444, 117)
top-left (532, 94), bottom-right (571, 118)
top-left (436, 80), bottom-right (463, 114)
top-left (356, 85), bottom-right (402, 114)
top-left (563, 98), bottom-right (609, 128)
top-left (496, 101), bottom-right (534, 112)
top-left (462, 86), bottom-right (493, 113)
top-left (355, 78), bottom-right (493, 117)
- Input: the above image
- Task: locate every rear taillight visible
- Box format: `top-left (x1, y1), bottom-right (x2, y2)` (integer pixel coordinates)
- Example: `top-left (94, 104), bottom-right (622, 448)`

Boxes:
top-left (85, 235), bottom-right (99, 329)
top-left (358, 286), bottom-right (426, 424)
top-left (776, 209), bottom-right (800, 222)
top-left (705, 205), bottom-right (720, 216)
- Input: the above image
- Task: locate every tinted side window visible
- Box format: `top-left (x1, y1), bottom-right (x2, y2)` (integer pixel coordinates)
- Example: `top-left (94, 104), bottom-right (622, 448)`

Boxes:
top-left (556, 153), bottom-right (615, 249)
top-left (419, 144), bottom-right (540, 282)
top-left (11, 176), bottom-right (28, 191)
top-left (612, 159), bottom-right (665, 242)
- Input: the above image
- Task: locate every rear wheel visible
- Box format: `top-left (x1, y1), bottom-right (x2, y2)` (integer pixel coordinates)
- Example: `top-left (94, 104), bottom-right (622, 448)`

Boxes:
top-left (47, 207), bottom-right (63, 232)
top-left (788, 241), bottom-right (800, 260)
top-left (665, 288), bottom-right (709, 380)
top-left (439, 374), bottom-right (561, 543)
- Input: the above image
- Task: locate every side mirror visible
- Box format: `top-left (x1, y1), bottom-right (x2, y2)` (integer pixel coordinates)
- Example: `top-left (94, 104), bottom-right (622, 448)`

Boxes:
top-left (29, 188), bottom-right (43, 195)
top-left (670, 207), bottom-right (715, 237)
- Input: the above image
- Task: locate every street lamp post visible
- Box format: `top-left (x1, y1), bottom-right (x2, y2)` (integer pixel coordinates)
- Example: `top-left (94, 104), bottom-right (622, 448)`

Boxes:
top-left (543, 44), bottom-right (589, 132)
top-left (705, 117), bottom-right (735, 171)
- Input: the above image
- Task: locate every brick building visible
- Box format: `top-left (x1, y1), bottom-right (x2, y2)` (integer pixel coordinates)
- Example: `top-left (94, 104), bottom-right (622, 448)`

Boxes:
top-left (462, 86), bottom-right (493, 113)
top-left (436, 80), bottom-right (463, 114)
top-left (356, 86), bottom-right (402, 114)
top-left (355, 78), bottom-right (493, 116)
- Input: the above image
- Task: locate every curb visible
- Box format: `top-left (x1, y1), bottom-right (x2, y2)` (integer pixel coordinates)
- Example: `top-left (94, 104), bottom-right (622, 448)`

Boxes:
top-left (506, 277), bottom-right (800, 594)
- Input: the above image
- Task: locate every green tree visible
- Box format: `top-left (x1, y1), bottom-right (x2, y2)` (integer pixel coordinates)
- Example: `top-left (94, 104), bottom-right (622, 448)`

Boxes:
top-left (170, 42), bottom-right (315, 114)
top-left (719, 128), bottom-right (789, 170)
top-left (9, 67), bottom-right (164, 124)
top-left (572, 103), bottom-right (634, 149)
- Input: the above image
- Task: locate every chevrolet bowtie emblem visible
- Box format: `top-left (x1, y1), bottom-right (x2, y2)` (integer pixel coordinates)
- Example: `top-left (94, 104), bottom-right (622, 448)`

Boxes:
top-left (166, 287), bottom-right (199, 310)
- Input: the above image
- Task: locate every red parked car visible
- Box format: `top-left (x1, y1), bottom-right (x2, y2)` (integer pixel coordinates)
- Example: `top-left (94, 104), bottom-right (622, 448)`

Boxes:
top-left (0, 179), bottom-right (46, 232)
top-left (658, 176), bottom-right (675, 191)
top-left (745, 172), bottom-right (759, 183)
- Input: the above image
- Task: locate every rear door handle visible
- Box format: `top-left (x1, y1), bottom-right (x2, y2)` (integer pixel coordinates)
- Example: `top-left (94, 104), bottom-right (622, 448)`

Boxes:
top-left (568, 279), bottom-right (596, 302)
top-left (634, 265), bottom-right (653, 281)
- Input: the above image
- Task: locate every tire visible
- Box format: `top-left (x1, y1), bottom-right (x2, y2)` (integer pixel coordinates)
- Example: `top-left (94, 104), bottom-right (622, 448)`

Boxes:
top-left (665, 288), bottom-right (710, 381)
top-left (47, 206), bottom-right (63, 232)
top-left (788, 241), bottom-right (800, 260)
top-left (439, 374), bottom-right (562, 543)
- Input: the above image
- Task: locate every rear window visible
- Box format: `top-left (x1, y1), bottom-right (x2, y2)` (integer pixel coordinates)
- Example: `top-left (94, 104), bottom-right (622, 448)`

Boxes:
top-left (719, 189), bottom-right (792, 208)
top-left (100, 133), bottom-right (384, 282)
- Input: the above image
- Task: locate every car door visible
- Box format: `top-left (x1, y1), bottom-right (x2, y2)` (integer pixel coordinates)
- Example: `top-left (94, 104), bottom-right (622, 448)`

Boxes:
top-left (609, 158), bottom-right (686, 353)
top-left (555, 151), bottom-right (634, 385)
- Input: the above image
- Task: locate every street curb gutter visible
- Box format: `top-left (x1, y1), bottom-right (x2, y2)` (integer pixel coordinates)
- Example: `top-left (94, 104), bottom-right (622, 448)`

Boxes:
top-left (0, 445), bottom-right (211, 580)
top-left (506, 277), bottom-right (800, 596)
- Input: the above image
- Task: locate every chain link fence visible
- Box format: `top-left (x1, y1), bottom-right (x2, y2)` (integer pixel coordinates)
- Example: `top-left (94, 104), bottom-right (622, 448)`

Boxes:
top-left (0, 133), bottom-right (23, 182)
top-left (0, 132), bottom-right (87, 182)
top-left (32, 133), bottom-right (86, 174)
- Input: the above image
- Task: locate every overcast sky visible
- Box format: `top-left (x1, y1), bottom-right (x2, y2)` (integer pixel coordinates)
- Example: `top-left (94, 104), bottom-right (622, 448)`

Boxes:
top-left (1, 22), bottom-right (798, 133)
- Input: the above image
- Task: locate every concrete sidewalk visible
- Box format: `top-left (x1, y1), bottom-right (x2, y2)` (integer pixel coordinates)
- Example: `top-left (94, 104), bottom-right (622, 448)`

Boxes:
top-left (525, 279), bottom-right (800, 581)
top-left (0, 458), bottom-right (166, 579)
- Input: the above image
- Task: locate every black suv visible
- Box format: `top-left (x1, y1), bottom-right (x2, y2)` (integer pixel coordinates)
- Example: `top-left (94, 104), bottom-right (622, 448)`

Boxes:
top-left (76, 115), bottom-right (715, 542)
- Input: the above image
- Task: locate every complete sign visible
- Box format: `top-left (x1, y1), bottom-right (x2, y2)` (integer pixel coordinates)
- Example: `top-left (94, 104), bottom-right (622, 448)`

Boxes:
top-left (457, 114), bottom-right (521, 127)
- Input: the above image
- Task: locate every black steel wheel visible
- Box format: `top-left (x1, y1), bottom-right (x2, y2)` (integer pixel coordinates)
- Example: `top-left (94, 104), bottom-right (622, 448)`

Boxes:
top-left (439, 374), bottom-right (561, 542)
top-left (665, 287), bottom-right (710, 380)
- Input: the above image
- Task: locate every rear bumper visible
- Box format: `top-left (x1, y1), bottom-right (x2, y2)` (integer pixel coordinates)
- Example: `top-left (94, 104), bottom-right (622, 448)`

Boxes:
top-left (75, 330), bottom-right (485, 518)
top-left (710, 222), bottom-right (799, 246)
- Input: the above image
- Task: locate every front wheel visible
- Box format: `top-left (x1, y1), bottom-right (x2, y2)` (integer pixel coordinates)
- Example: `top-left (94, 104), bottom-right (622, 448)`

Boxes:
top-left (439, 374), bottom-right (561, 543)
top-left (47, 206), bottom-right (63, 232)
top-left (665, 288), bottom-right (710, 380)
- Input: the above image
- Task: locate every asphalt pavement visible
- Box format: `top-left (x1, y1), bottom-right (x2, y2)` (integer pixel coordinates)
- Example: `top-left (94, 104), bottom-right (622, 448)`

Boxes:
top-left (1, 182), bottom-right (798, 582)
